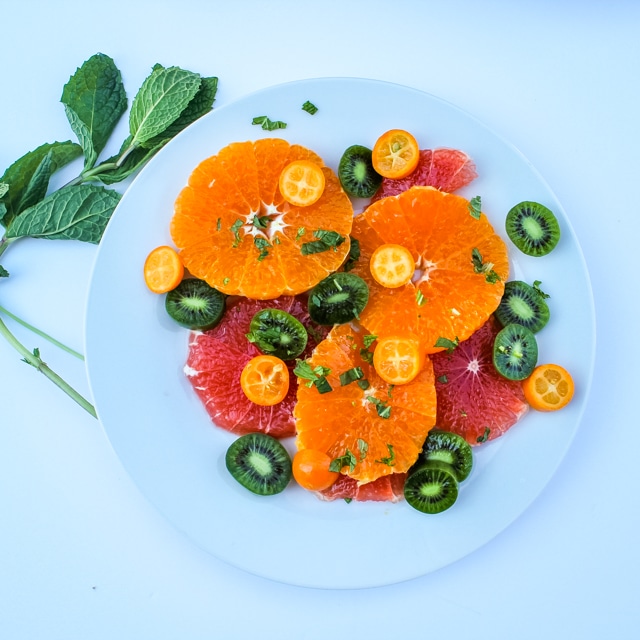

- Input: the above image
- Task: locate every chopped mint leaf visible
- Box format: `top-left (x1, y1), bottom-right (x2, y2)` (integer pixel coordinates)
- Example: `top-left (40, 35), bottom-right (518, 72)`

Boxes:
top-left (293, 359), bottom-right (332, 393)
top-left (330, 449), bottom-right (357, 473)
top-left (339, 366), bottom-right (364, 386)
top-left (342, 236), bottom-right (360, 272)
top-left (230, 219), bottom-right (243, 247)
top-left (434, 336), bottom-right (459, 353)
top-left (477, 427), bottom-right (491, 443)
top-left (254, 236), bottom-right (271, 261)
top-left (302, 100), bottom-right (318, 115)
top-left (363, 334), bottom-right (377, 349)
top-left (295, 227), bottom-right (306, 241)
top-left (222, 277), bottom-right (230, 286)
top-left (471, 247), bottom-right (501, 284)
top-left (437, 374), bottom-right (449, 384)
top-left (357, 378), bottom-right (370, 390)
top-left (416, 290), bottom-right (427, 306)
top-left (469, 195), bottom-right (482, 220)
top-left (375, 444), bottom-right (396, 466)
top-left (367, 396), bottom-right (391, 419)
top-left (357, 438), bottom-right (368, 460)
top-left (252, 115), bottom-right (287, 131)
top-left (0, 265), bottom-right (9, 278)
top-left (252, 215), bottom-right (269, 229)
top-left (301, 229), bottom-right (345, 255)
top-left (533, 280), bottom-right (551, 299)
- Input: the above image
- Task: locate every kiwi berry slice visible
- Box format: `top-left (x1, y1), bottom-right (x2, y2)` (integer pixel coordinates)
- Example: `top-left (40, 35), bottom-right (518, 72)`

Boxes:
top-left (165, 278), bottom-right (226, 330)
top-left (495, 280), bottom-right (550, 334)
top-left (492, 323), bottom-right (538, 381)
top-left (404, 461), bottom-right (459, 514)
top-left (338, 145), bottom-right (383, 198)
top-left (505, 201), bottom-right (560, 257)
top-left (246, 308), bottom-right (308, 360)
top-left (414, 430), bottom-right (473, 482)
top-left (308, 272), bottom-right (370, 325)
top-left (225, 432), bottom-right (292, 496)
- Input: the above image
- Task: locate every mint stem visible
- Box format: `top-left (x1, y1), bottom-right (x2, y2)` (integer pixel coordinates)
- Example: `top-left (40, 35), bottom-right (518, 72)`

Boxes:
top-left (0, 234), bottom-right (15, 259)
top-left (0, 305), bottom-right (84, 360)
top-left (0, 315), bottom-right (96, 418)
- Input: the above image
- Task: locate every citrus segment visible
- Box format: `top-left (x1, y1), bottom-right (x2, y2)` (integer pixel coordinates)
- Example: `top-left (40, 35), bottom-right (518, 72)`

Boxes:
top-left (369, 243), bottom-right (415, 288)
top-left (185, 296), bottom-right (328, 438)
top-left (373, 148), bottom-right (477, 201)
top-left (171, 139), bottom-right (353, 299)
top-left (430, 316), bottom-right (529, 445)
top-left (373, 335), bottom-right (425, 385)
top-left (372, 129), bottom-right (420, 179)
top-left (294, 323), bottom-right (437, 485)
top-left (522, 364), bottom-right (574, 411)
top-left (351, 186), bottom-right (509, 353)
top-left (318, 472), bottom-right (407, 502)
top-left (279, 160), bottom-right (326, 207)
top-left (143, 245), bottom-right (184, 293)
top-left (240, 355), bottom-right (290, 406)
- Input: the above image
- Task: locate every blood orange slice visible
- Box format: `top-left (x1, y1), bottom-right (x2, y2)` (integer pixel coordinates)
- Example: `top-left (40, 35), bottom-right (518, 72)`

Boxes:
top-left (429, 315), bottom-right (529, 445)
top-left (317, 473), bottom-right (407, 502)
top-left (185, 296), bottom-right (328, 438)
top-left (372, 148), bottom-right (477, 202)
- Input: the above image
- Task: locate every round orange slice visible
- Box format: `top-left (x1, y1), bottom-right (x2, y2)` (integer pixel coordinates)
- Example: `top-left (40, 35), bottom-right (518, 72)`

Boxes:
top-left (279, 160), bottom-right (326, 206)
top-left (348, 186), bottom-right (509, 354)
top-left (143, 245), bottom-right (184, 293)
top-left (294, 323), bottom-right (437, 485)
top-left (240, 355), bottom-right (290, 406)
top-left (369, 243), bottom-right (415, 288)
top-left (373, 335), bottom-right (425, 385)
top-left (170, 139), bottom-right (354, 300)
top-left (372, 129), bottom-right (420, 179)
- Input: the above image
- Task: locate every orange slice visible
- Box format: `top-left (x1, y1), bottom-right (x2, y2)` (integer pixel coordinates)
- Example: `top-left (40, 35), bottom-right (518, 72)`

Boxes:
top-left (170, 139), bottom-right (354, 300)
top-left (292, 449), bottom-right (339, 491)
top-left (369, 243), bottom-right (415, 288)
top-left (372, 129), bottom-right (420, 179)
top-left (143, 245), bottom-right (184, 293)
top-left (279, 160), bottom-right (326, 206)
top-left (373, 335), bottom-right (425, 385)
top-left (294, 323), bottom-right (437, 485)
top-left (348, 186), bottom-right (509, 354)
top-left (522, 363), bottom-right (575, 411)
top-left (240, 355), bottom-right (290, 406)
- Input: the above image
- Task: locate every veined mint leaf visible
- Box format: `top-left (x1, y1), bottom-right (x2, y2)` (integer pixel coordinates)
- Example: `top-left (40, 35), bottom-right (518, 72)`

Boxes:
top-left (0, 265), bottom-right (9, 277)
top-left (61, 53), bottom-right (127, 160)
top-left (139, 74), bottom-right (218, 149)
top-left (17, 151), bottom-right (53, 212)
top-left (0, 141), bottom-right (82, 227)
top-left (0, 183), bottom-right (8, 198)
top-left (64, 105), bottom-right (98, 170)
top-left (6, 184), bottom-right (120, 244)
top-left (128, 66), bottom-right (202, 148)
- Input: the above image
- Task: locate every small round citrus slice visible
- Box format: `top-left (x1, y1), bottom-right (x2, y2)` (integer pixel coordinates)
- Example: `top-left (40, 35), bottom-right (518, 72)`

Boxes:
top-left (292, 449), bottom-right (339, 491)
top-left (279, 159), bottom-right (326, 206)
top-left (240, 355), bottom-right (290, 406)
top-left (372, 129), bottom-right (420, 179)
top-left (370, 243), bottom-right (415, 288)
top-left (143, 245), bottom-right (184, 293)
top-left (373, 335), bottom-right (425, 385)
top-left (522, 363), bottom-right (574, 411)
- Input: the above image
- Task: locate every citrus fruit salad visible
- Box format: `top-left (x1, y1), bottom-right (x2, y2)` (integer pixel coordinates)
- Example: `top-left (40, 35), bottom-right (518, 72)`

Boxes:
top-left (145, 126), bottom-right (574, 515)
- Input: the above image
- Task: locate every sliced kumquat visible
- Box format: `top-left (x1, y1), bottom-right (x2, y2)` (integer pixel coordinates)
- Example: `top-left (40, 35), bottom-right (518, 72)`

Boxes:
top-left (522, 363), bottom-right (574, 412)
top-left (292, 448), bottom-right (339, 491)
top-left (240, 355), bottom-right (290, 406)
top-left (373, 335), bottom-right (425, 385)
top-left (143, 245), bottom-right (184, 293)
top-left (369, 243), bottom-right (415, 288)
top-left (278, 159), bottom-right (326, 206)
top-left (372, 129), bottom-right (420, 179)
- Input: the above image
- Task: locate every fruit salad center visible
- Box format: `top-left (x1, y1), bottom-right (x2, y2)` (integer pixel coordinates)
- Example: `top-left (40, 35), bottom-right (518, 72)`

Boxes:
top-left (241, 202), bottom-right (288, 242)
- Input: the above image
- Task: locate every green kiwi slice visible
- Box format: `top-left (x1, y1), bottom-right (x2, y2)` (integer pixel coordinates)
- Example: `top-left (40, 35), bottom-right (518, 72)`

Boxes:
top-left (165, 278), bottom-right (226, 330)
top-left (307, 272), bottom-right (369, 325)
top-left (495, 280), bottom-right (550, 334)
top-left (414, 430), bottom-right (473, 482)
top-left (246, 308), bottom-right (308, 360)
top-left (404, 462), bottom-right (459, 514)
top-left (505, 201), bottom-right (560, 256)
top-left (225, 433), bottom-right (292, 496)
top-left (338, 145), bottom-right (383, 198)
top-left (492, 323), bottom-right (538, 381)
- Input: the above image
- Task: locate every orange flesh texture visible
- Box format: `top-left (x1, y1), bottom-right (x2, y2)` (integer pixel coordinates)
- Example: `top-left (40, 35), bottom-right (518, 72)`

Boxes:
top-left (279, 160), bottom-right (326, 206)
top-left (349, 186), bottom-right (509, 354)
top-left (373, 336), bottom-right (425, 385)
top-left (294, 323), bottom-right (437, 485)
top-left (143, 245), bottom-right (184, 293)
top-left (370, 243), bottom-right (415, 288)
top-left (523, 364), bottom-right (574, 411)
top-left (170, 139), bottom-right (354, 300)
top-left (240, 355), bottom-right (290, 406)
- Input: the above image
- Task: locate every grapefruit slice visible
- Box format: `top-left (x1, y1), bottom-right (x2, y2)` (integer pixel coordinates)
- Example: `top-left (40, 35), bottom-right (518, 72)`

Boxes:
top-left (185, 295), bottom-right (328, 438)
top-left (429, 315), bottom-right (529, 445)
top-left (317, 473), bottom-right (407, 502)
top-left (372, 148), bottom-right (477, 202)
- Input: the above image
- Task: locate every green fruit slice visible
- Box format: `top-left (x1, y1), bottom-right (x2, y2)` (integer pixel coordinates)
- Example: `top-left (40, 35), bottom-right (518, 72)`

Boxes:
top-left (246, 308), bottom-right (308, 360)
top-left (494, 280), bottom-right (550, 334)
top-left (414, 430), bottom-right (473, 482)
top-left (505, 201), bottom-right (560, 257)
top-left (308, 272), bottom-right (369, 325)
top-left (338, 144), bottom-right (383, 198)
top-left (165, 278), bottom-right (226, 330)
top-left (492, 323), bottom-right (538, 381)
top-left (404, 462), bottom-right (459, 514)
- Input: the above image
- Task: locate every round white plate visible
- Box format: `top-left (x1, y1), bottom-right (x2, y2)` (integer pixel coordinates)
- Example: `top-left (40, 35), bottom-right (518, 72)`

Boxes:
top-left (85, 78), bottom-right (595, 589)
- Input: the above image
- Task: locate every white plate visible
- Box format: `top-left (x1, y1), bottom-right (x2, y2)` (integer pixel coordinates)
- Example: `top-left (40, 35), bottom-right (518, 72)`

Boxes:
top-left (85, 78), bottom-right (595, 589)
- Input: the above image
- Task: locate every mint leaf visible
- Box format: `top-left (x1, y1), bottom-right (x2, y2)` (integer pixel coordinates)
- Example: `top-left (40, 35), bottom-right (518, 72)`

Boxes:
top-left (90, 136), bottom-right (158, 185)
top-left (6, 184), bottom-right (120, 243)
top-left (61, 53), bottom-right (127, 161)
top-left (329, 449), bottom-right (357, 473)
top-left (339, 366), bottom-right (364, 386)
top-left (469, 195), bottom-right (482, 219)
top-left (128, 66), bottom-right (202, 149)
top-left (375, 444), bottom-right (396, 465)
top-left (17, 151), bottom-right (53, 212)
top-left (0, 265), bottom-right (9, 277)
top-left (302, 100), bottom-right (318, 115)
top-left (139, 74), bottom-right (217, 149)
top-left (0, 141), bottom-right (82, 227)
top-left (301, 229), bottom-right (345, 255)
top-left (0, 183), bottom-right (8, 198)
top-left (434, 336), bottom-right (459, 352)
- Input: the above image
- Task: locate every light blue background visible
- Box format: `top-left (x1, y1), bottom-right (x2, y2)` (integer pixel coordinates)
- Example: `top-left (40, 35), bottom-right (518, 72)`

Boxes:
top-left (1, 1), bottom-right (638, 638)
